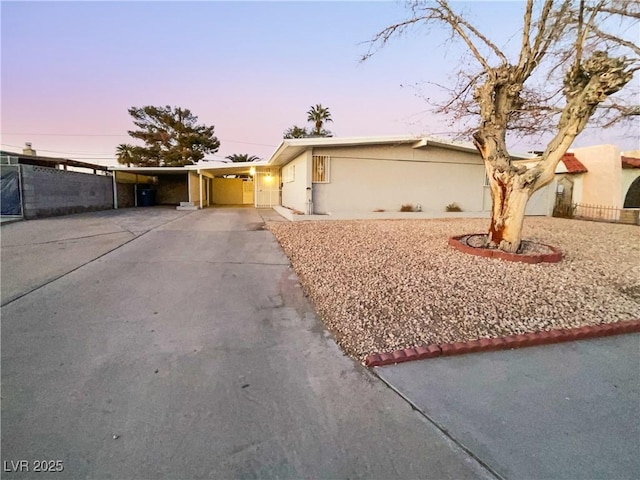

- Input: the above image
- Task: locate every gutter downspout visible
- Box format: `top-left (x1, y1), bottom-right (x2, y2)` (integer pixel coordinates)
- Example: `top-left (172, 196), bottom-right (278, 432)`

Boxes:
top-left (306, 150), bottom-right (313, 214)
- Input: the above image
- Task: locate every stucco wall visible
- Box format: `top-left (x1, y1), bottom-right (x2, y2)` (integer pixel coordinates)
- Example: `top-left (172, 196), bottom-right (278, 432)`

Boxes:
top-left (281, 152), bottom-right (310, 213)
top-left (156, 175), bottom-right (188, 205)
top-left (21, 164), bottom-right (113, 219)
top-left (212, 177), bottom-right (244, 204)
top-left (188, 172), bottom-right (201, 206)
top-left (308, 145), bottom-right (485, 214)
top-left (572, 145), bottom-right (622, 207)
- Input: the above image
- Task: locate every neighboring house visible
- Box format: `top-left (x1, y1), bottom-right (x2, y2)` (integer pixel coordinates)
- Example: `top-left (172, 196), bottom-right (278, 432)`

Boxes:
top-left (268, 135), bottom-right (551, 216)
top-left (0, 143), bottom-right (113, 219)
top-left (550, 144), bottom-right (640, 222)
top-left (552, 152), bottom-right (589, 217)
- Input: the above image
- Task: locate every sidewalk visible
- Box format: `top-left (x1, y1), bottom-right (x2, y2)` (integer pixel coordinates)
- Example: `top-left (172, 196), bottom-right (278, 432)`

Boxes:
top-left (376, 334), bottom-right (640, 479)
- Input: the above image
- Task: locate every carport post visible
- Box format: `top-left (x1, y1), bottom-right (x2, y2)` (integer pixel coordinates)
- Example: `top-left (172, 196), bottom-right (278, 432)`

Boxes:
top-left (134, 174), bottom-right (138, 207)
top-left (112, 172), bottom-right (118, 209)
top-left (199, 173), bottom-right (203, 208)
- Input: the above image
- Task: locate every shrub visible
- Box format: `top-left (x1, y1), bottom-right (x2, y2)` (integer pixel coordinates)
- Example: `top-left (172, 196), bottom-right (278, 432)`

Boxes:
top-left (373, 208), bottom-right (385, 212)
top-left (445, 202), bottom-right (462, 212)
top-left (400, 204), bottom-right (414, 212)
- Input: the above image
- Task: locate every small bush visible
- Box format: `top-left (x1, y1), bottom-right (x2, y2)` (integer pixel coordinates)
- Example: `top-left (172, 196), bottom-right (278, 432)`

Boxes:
top-left (400, 204), bottom-right (415, 212)
top-left (445, 202), bottom-right (462, 212)
top-left (373, 208), bottom-right (385, 213)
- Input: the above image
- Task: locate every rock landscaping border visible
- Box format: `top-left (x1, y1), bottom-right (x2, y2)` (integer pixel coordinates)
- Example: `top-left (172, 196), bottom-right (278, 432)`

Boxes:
top-left (449, 234), bottom-right (563, 263)
top-left (365, 320), bottom-right (640, 367)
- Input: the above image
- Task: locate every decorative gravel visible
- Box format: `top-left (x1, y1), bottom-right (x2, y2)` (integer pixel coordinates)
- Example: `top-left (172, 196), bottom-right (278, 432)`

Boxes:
top-left (267, 217), bottom-right (640, 361)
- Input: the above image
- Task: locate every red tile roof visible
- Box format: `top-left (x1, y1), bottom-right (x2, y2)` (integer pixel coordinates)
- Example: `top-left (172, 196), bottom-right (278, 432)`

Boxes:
top-left (622, 156), bottom-right (640, 169)
top-left (560, 153), bottom-right (588, 173)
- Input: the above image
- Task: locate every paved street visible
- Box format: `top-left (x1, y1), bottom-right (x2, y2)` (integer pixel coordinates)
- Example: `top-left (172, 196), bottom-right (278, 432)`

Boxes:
top-left (1, 207), bottom-right (491, 479)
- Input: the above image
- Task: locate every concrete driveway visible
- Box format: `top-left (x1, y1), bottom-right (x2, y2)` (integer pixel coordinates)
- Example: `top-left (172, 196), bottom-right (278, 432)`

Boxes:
top-left (1, 207), bottom-right (492, 479)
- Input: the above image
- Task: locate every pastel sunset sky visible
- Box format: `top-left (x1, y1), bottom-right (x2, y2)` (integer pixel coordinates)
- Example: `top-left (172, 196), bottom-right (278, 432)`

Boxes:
top-left (2, 1), bottom-right (638, 166)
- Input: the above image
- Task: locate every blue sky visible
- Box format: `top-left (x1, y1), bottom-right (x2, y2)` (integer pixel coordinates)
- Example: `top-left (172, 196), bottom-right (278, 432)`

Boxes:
top-left (1, 1), bottom-right (638, 165)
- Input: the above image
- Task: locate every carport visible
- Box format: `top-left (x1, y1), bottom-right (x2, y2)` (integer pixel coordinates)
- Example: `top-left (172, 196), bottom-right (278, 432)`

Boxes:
top-left (109, 163), bottom-right (281, 209)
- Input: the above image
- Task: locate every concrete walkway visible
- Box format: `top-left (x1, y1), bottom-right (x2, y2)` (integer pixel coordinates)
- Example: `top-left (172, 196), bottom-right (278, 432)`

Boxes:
top-left (377, 334), bottom-right (640, 480)
top-left (1, 207), bottom-right (492, 479)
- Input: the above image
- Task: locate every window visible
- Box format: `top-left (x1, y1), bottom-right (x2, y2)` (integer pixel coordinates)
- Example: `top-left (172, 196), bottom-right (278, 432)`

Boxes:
top-left (283, 164), bottom-right (295, 183)
top-left (312, 155), bottom-right (330, 183)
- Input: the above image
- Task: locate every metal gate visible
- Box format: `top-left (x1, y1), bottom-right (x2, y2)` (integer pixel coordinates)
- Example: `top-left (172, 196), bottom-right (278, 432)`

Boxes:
top-left (0, 164), bottom-right (23, 216)
top-left (242, 179), bottom-right (254, 205)
top-left (254, 169), bottom-right (280, 207)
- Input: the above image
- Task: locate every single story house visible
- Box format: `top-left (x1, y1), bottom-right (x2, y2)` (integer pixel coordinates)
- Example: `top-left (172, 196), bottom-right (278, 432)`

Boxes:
top-left (109, 135), bottom-right (554, 217)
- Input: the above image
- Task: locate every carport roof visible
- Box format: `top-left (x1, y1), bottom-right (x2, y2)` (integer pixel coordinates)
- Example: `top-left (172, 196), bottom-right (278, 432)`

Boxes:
top-left (109, 161), bottom-right (269, 176)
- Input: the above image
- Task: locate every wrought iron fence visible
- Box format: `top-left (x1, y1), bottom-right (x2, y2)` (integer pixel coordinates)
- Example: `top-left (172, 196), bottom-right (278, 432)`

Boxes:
top-left (572, 203), bottom-right (639, 225)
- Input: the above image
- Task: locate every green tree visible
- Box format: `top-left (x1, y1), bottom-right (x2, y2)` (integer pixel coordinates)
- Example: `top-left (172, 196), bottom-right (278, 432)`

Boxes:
top-left (306, 104), bottom-right (333, 136)
top-left (116, 105), bottom-right (220, 167)
top-left (283, 125), bottom-right (310, 139)
top-left (365, 0), bottom-right (638, 253)
top-left (226, 153), bottom-right (261, 163)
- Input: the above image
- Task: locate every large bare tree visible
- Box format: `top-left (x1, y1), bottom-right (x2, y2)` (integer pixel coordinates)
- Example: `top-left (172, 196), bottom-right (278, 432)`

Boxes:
top-left (364, 0), bottom-right (639, 253)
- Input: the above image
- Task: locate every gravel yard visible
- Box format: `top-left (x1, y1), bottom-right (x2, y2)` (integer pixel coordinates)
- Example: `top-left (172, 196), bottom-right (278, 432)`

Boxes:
top-left (267, 217), bottom-right (640, 361)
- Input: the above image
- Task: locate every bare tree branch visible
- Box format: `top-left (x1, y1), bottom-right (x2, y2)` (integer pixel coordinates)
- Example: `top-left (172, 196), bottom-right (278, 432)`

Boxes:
top-left (433, 1), bottom-right (509, 65)
top-left (588, 24), bottom-right (640, 56)
top-left (588, 4), bottom-right (640, 19)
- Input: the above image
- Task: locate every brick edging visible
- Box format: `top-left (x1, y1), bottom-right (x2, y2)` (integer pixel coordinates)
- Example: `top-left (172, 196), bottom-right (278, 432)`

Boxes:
top-left (448, 234), bottom-right (563, 263)
top-left (364, 320), bottom-right (640, 367)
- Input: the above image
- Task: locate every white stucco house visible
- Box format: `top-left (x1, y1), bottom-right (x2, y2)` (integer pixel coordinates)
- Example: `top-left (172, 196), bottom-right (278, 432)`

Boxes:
top-left (108, 134), bottom-right (555, 218)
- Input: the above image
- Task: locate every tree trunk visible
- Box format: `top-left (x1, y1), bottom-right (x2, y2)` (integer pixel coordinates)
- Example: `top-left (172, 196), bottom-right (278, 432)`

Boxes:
top-left (487, 176), bottom-right (530, 253)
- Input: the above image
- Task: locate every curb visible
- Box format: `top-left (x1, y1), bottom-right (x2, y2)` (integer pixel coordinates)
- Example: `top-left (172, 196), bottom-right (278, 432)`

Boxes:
top-left (448, 234), bottom-right (563, 263)
top-left (364, 319), bottom-right (640, 367)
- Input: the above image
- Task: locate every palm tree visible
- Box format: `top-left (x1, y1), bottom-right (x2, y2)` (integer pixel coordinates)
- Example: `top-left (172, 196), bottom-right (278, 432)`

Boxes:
top-left (226, 153), bottom-right (261, 163)
top-left (306, 104), bottom-right (333, 136)
top-left (116, 144), bottom-right (134, 166)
